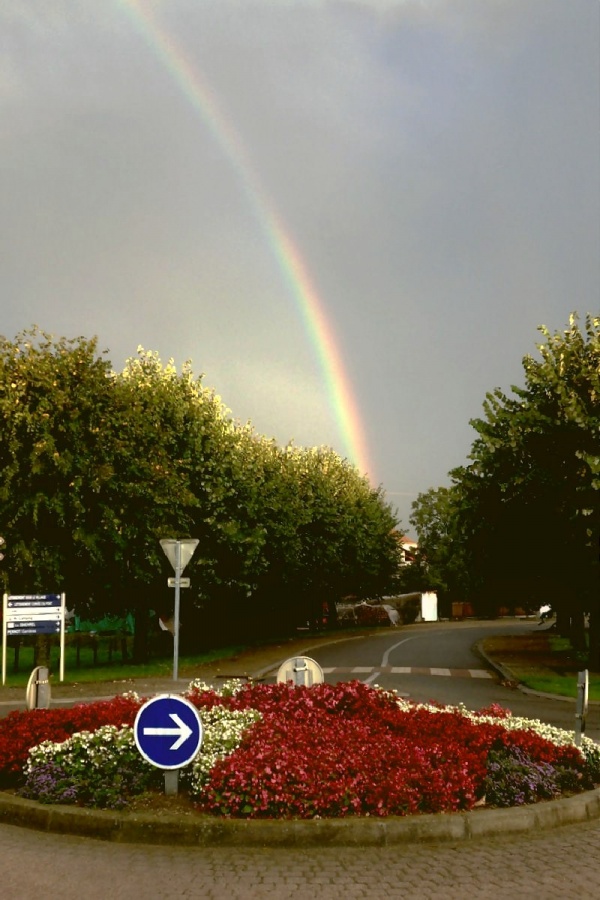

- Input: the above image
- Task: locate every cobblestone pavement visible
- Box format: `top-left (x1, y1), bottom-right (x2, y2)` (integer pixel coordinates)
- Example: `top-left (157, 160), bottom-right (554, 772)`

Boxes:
top-left (2, 816), bottom-right (600, 899)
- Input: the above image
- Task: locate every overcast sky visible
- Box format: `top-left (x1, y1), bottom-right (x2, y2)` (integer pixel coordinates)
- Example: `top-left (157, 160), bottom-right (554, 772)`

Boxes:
top-left (2, 0), bottom-right (599, 531)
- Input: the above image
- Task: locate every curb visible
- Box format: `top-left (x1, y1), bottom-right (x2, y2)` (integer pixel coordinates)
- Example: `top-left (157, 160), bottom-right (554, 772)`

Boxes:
top-left (1, 788), bottom-right (600, 846)
top-left (475, 640), bottom-right (600, 706)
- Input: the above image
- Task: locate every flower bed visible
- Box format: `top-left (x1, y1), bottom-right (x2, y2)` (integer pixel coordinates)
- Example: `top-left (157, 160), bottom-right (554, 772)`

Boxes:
top-left (1, 680), bottom-right (598, 817)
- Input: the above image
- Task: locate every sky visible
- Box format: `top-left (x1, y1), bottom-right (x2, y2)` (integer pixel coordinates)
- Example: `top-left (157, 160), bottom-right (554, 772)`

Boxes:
top-left (2, 0), bottom-right (599, 532)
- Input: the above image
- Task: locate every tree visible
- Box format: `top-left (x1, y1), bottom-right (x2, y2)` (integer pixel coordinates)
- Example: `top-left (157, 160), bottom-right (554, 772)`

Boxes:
top-left (452, 314), bottom-right (600, 665)
top-left (0, 328), bottom-right (404, 659)
top-left (407, 486), bottom-right (471, 613)
top-left (92, 348), bottom-right (237, 659)
top-left (0, 329), bottom-right (115, 596)
top-left (0, 334), bottom-right (234, 661)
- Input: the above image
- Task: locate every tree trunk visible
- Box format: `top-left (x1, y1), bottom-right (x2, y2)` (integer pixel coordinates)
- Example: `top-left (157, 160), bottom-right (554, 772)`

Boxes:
top-left (569, 609), bottom-right (587, 653)
top-left (555, 606), bottom-right (571, 638)
top-left (132, 601), bottom-right (150, 664)
top-left (34, 634), bottom-right (51, 668)
top-left (588, 607), bottom-right (600, 672)
top-left (588, 537), bottom-right (600, 671)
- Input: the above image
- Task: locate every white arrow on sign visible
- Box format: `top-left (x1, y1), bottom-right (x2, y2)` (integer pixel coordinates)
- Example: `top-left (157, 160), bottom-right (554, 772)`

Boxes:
top-left (142, 713), bottom-right (192, 751)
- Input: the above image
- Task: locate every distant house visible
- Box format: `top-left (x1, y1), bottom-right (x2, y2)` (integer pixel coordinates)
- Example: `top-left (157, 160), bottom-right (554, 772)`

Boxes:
top-left (394, 533), bottom-right (418, 565)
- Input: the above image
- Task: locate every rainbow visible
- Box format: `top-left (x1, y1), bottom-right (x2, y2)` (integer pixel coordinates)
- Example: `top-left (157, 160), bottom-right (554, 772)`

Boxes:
top-left (118, 0), bottom-right (375, 481)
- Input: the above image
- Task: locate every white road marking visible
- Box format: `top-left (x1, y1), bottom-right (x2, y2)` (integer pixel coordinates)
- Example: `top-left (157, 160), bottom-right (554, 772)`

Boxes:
top-left (381, 637), bottom-right (417, 668)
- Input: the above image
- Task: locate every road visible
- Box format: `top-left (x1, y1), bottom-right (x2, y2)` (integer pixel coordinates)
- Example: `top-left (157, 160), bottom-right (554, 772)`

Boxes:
top-left (302, 619), bottom-right (600, 742)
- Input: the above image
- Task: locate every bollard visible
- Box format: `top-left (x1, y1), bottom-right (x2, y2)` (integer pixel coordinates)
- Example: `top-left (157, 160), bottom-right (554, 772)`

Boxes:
top-left (276, 656), bottom-right (324, 687)
top-left (575, 669), bottom-right (589, 746)
top-left (26, 666), bottom-right (51, 710)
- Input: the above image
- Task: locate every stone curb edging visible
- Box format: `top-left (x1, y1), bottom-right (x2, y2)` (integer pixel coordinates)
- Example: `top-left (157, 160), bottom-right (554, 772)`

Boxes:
top-left (475, 640), bottom-right (600, 706)
top-left (1, 788), bottom-right (600, 847)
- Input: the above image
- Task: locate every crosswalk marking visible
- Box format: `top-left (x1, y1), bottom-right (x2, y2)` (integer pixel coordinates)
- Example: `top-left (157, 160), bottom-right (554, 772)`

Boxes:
top-left (306, 666), bottom-right (494, 679)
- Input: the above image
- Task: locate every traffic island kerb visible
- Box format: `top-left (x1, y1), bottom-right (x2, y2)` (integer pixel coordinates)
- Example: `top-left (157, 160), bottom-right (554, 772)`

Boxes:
top-left (1, 788), bottom-right (599, 847)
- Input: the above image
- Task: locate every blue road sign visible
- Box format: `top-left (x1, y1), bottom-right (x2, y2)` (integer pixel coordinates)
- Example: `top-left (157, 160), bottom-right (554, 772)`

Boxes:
top-left (134, 694), bottom-right (203, 770)
top-left (7, 594), bottom-right (61, 607)
top-left (6, 623), bottom-right (61, 635)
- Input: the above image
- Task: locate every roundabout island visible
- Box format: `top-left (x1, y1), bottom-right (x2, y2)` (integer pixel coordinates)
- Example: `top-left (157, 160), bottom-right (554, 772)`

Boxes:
top-left (1, 674), bottom-right (599, 846)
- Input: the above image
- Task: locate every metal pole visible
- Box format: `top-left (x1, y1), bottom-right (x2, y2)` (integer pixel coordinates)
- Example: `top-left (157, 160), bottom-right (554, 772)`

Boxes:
top-left (2, 593), bottom-right (7, 686)
top-left (164, 770), bottom-right (179, 796)
top-left (173, 541), bottom-right (181, 681)
top-left (60, 593), bottom-right (66, 683)
top-left (575, 669), bottom-right (589, 746)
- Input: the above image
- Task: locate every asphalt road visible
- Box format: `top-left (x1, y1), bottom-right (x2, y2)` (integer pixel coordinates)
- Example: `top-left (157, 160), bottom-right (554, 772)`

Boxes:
top-left (302, 620), bottom-right (600, 743)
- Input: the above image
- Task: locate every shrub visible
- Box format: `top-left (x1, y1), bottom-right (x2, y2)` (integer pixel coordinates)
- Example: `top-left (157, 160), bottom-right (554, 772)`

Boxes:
top-left (0, 694), bottom-right (142, 783)
top-left (483, 745), bottom-right (592, 807)
top-left (21, 725), bottom-right (161, 809)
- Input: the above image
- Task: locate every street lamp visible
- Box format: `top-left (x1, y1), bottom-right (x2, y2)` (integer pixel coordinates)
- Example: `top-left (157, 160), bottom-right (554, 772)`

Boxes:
top-left (159, 538), bottom-right (199, 681)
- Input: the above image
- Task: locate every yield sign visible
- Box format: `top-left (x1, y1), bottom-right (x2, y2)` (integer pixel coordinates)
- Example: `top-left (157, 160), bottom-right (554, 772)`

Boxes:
top-left (134, 695), bottom-right (203, 770)
top-left (160, 539), bottom-right (199, 574)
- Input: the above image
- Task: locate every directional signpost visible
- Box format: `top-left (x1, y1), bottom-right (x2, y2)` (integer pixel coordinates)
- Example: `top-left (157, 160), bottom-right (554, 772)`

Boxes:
top-left (134, 694), bottom-right (203, 795)
top-left (2, 593), bottom-right (66, 685)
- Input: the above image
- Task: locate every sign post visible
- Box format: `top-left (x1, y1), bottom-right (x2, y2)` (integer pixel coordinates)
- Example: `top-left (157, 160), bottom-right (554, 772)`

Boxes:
top-left (2, 593), bottom-right (66, 685)
top-left (134, 694), bottom-right (203, 795)
top-left (160, 539), bottom-right (199, 681)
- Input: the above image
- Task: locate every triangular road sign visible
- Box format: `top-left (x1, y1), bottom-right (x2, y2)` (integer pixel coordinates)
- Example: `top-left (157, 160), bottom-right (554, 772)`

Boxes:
top-left (160, 539), bottom-right (199, 574)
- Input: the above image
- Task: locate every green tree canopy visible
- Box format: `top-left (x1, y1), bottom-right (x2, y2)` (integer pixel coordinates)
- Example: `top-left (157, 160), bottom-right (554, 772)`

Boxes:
top-left (407, 485), bottom-right (470, 608)
top-left (451, 314), bottom-right (600, 663)
top-left (0, 328), bottom-right (401, 657)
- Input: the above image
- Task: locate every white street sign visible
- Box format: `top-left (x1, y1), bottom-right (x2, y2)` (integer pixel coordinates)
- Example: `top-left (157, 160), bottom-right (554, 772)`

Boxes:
top-left (6, 612), bottom-right (62, 622)
top-left (167, 577), bottom-right (190, 588)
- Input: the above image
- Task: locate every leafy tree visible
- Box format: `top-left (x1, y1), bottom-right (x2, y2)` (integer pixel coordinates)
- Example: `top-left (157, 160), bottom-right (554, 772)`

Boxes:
top-left (286, 446), bottom-right (400, 623)
top-left (0, 329), bottom-right (115, 596)
top-left (451, 314), bottom-right (600, 665)
top-left (0, 334), bottom-right (233, 660)
top-left (94, 348), bottom-right (236, 659)
top-left (407, 485), bottom-right (470, 612)
top-left (0, 329), bottom-right (403, 660)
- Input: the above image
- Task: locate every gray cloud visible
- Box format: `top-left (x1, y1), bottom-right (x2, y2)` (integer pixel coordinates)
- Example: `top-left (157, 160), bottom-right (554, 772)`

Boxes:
top-left (1, 0), bottom-right (598, 527)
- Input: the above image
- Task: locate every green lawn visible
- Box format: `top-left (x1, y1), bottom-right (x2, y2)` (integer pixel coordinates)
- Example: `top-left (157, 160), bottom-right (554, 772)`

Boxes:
top-left (498, 633), bottom-right (600, 700)
top-left (518, 671), bottom-right (600, 701)
top-left (0, 635), bottom-right (249, 688)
